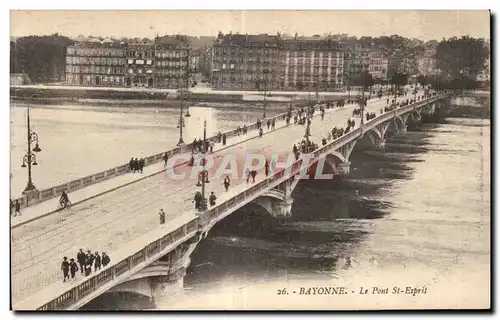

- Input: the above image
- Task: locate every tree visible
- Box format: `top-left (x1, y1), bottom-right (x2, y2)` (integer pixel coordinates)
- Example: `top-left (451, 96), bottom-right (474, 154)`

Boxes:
top-left (11, 35), bottom-right (74, 83)
top-left (435, 36), bottom-right (488, 80)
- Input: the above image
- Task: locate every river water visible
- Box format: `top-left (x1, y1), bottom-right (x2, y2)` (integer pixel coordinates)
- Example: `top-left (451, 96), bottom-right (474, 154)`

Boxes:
top-left (11, 97), bottom-right (490, 310)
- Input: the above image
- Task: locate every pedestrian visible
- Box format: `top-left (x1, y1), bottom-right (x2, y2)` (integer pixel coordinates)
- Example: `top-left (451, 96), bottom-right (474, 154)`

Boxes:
top-left (210, 142), bottom-right (214, 153)
top-left (77, 248), bottom-right (86, 274)
top-left (193, 192), bottom-right (202, 210)
top-left (15, 200), bottom-right (20, 215)
top-left (163, 152), bottom-right (168, 167)
top-left (85, 250), bottom-right (94, 276)
top-left (265, 160), bottom-right (269, 176)
top-left (259, 127), bottom-right (263, 137)
top-left (102, 252), bottom-right (111, 267)
top-left (222, 134), bottom-right (227, 146)
top-left (209, 192), bottom-right (217, 207)
top-left (94, 252), bottom-right (102, 272)
top-left (134, 158), bottom-right (139, 172)
top-left (61, 257), bottom-right (70, 282)
top-left (69, 258), bottom-right (78, 280)
top-left (272, 118), bottom-right (276, 129)
top-left (139, 158), bottom-right (145, 173)
top-left (245, 168), bottom-right (250, 183)
top-left (223, 176), bottom-right (230, 191)
top-left (251, 170), bottom-right (257, 183)
top-left (159, 209), bottom-right (166, 225)
top-left (129, 157), bottom-right (134, 172)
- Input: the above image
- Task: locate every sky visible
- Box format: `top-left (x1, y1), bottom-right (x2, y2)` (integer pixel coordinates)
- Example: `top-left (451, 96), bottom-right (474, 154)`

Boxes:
top-left (10, 10), bottom-right (490, 41)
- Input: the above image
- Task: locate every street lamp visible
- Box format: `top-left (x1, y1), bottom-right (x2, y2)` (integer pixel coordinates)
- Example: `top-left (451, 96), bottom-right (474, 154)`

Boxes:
top-left (262, 70), bottom-right (270, 119)
top-left (177, 91), bottom-right (187, 146)
top-left (304, 117), bottom-right (311, 151)
top-left (21, 95), bottom-right (42, 193)
top-left (196, 120), bottom-right (210, 211)
top-left (358, 89), bottom-right (367, 126)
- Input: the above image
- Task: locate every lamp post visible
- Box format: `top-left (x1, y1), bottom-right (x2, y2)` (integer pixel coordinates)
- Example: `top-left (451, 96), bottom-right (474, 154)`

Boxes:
top-left (21, 95), bottom-right (42, 194)
top-left (262, 70), bottom-right (269, 119)
top-left (358, 88), bottom-right (366, 126)
top-left (177, 98), bottom-right (186, 146)
top-left (196, 119), bottom-right (210, 211)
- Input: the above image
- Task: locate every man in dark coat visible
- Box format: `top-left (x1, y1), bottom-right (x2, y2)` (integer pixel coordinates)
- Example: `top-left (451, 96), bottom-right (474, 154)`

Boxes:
top-left (94, 252), bottom-right (102, 272)
top-left (69, 258), bottom-right (78, 279)
top-left (163, 152), bottom-right (169, 167)
top-left (129, 157), bottom-right (134, 172)
top-left (139, 158), bottom-right (145, 173)
top-left (85, 250), bottom-right (94, 276)
top-left (209, 192), bottom-right (217, 207)
top-left (61, 257), bottom-right (70, 282)
top-left (15, 200), bottom-right (21, 215)
top-left (102, 252), bottom-right (111, 267)
top-left (77, 248), bottom-right (86, 274)
top-left (159, 209), bottom-right (166, 225)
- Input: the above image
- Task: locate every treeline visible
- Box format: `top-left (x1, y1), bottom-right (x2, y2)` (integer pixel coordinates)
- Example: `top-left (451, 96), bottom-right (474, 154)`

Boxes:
top-left (348, 35), bottom-right (489, 90)
top-left (10, 34), bottom-right (75, 83)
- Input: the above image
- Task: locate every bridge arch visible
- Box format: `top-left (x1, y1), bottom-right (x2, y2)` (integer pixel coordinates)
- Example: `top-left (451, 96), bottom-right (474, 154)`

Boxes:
top-left (81, 291), bottom-right (154, 310)
top-left (251, 187), bottom-right (294, 219)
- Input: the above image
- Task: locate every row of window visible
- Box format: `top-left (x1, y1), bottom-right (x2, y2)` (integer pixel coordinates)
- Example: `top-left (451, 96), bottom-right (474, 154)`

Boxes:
top-left (67, 48), bottom-right (125, 57)
top-left (66, 65), bottom-right (125, 74)
top-left (155, 60), bottom-right (187, 67)
top-left (66, 74), bottom-right (125, 84)
top-left (124, 50), bottom-right (188, 58)
top-left (215, 48), bottom-right (279, 55)
top-left (66, 57), bottom-right (127, 65)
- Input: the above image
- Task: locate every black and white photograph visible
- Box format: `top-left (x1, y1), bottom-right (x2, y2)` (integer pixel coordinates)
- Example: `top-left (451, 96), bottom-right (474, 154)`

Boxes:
top-left (8, 10), bottom-right (491, 311)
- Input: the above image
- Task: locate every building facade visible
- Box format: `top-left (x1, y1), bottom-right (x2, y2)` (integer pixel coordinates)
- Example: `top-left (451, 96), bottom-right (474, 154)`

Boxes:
top-left (65, 36), bottom-right (189, 89)
top-left (65, 40), bottom-right (127, 86)
top-left (367, 51), bottom-right (388, 81)
top-left (211, 33), bottom-right (345, 91)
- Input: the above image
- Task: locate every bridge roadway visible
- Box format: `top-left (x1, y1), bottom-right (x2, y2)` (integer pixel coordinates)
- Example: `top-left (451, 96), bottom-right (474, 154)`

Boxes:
top-left (12, 94), bottom-right (411, 305)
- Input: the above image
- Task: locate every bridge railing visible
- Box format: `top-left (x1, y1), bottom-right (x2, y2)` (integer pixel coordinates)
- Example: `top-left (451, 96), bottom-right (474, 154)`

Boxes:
top-left (12, 100), bottom-right (325, 210)
top-left (23, 94), bottom-right (447, 311)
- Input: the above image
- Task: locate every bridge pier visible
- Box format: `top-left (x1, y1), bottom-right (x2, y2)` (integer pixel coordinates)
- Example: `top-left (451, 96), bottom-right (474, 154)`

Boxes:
top-left (373, 139), bottom-right (386, 149)
top-left (279, 197), bottom-right (294, 219)
top-left (336, 161), bottom-right (351, 175)
top-left (150, 270), bottom-right (185, 307)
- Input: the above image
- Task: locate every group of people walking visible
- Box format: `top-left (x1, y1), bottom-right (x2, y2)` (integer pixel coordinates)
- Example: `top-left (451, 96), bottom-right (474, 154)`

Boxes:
top-left (129, 157), bottom-right (145, 173)
top-left (365, 112), bottom-right (376, 121)
top-left (192, 190), bottom-right (218, 210)
top-left (61, 249), bottom-right (111, 282)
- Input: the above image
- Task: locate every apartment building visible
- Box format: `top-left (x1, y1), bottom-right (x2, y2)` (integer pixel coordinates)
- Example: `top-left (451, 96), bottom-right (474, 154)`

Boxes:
top-left (65, 39), bottom-right (127, 86)
top-left (65, 36), bottom-right (189, 89)
top-left (211, 33), bottom-right (345, 91)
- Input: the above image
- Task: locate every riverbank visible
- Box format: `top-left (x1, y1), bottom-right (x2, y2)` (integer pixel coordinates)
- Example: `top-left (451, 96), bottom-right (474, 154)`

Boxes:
top-left (10, 85), bottom-right (350, 106)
